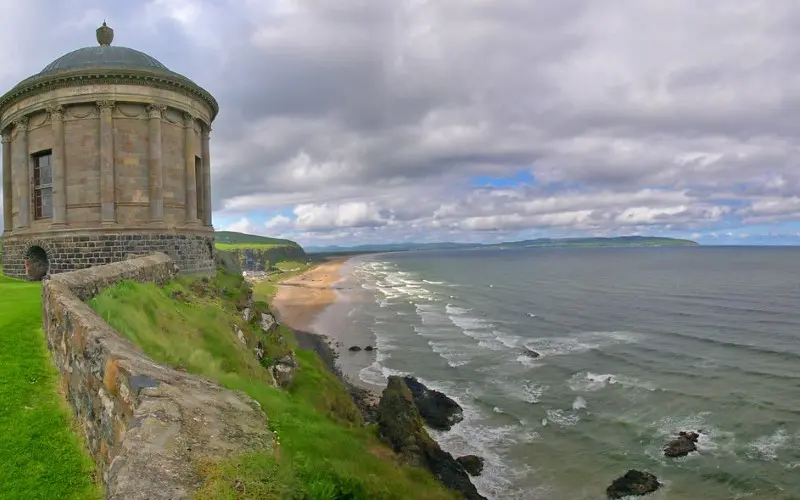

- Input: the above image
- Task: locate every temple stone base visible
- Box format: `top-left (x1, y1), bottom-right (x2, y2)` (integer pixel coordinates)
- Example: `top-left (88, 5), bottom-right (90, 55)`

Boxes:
top-left (1, 229), bottom-right (215, 279)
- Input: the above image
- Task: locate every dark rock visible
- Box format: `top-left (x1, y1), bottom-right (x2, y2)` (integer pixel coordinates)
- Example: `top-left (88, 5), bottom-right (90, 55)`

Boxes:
top-left (272, 364), bottom-right (294, 388)
top-left (522, 348), bottom-right (540, 358)
top-left (276, 353), bottom-right (298, 368)
top-left (349, 346), bottom-right (362, 352)
top-left (364, 345), bottom-right (374, 351)
top-left (378, 377), bottom-right (485, 500)
top-left (456, 455), bottom-right (485, 476)
top-left (664, 430), bottom-right (699, 457)
top-left (606, 470), bottom-right (661, 499)
top-left (402, 376), bottom-right (464, 431)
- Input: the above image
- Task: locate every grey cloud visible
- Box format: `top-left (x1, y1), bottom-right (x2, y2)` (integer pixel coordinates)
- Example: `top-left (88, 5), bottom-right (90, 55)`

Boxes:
top-left (4, 0), bottom-right (800, 243)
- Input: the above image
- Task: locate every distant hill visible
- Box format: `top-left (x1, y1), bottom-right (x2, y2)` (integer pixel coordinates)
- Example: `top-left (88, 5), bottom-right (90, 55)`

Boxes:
top-left (306, 236), bottom-right (698, 254)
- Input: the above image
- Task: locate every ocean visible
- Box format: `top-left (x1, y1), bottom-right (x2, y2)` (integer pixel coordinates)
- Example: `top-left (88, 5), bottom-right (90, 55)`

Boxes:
top-left (311, 247), bottom-right (800, 499)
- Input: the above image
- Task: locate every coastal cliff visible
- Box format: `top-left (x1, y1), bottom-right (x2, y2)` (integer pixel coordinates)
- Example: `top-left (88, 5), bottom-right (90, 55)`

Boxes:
top-left (216, 245), bottom-right (307, 272)
top-left (214, 230), bottom-right (307, 272)
top-left (84, 257), bottom-right (459, 499)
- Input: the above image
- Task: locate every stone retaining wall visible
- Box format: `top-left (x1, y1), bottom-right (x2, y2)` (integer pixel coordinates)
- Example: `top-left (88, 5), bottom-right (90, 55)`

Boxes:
top-left (42, 253), bottom-right (273, 499)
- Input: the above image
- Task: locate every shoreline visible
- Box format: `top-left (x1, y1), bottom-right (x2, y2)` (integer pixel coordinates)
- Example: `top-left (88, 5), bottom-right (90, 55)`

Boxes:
top-left (269, 255), bottom-right (383, 413)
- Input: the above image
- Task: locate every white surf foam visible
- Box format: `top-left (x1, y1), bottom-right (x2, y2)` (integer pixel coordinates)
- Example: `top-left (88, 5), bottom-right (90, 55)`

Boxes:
top-left (427, 398), bottom-right (537, 499)
top-left (746, 429), bottom-right (790, 461)
top-left (427, 339), bottom-right (473, 367)
top-left (568, 371), bottom-right (656, 392)
top-left (521, 382), bottom-right (547, 404)
top-left (515, 354), bottom-right (543, 368)
top-left (523, 331), bottom-right (641, 359)
top-left (358, 361), bottom-right (411, 386)
top-left (544, 409), bottom-right (580, 427)
top-left (572, 396), bottom-right (587, 410)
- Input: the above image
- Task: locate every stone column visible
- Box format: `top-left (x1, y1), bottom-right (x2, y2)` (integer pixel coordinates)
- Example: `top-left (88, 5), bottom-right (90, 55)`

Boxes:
top-left (2, 130), bottom-right (11, 232)
top-left (48, 105), bottom-right (67, 226)
top-left (97, 101), bottom-right (116, 225)
top-left (147, 104), bottom-right (166, 224)
top-left (183, 113), bottom-right (198, 225)
top-left (12, 117), bottom-right (29, 229)
top-left (201, 126), bottom-right (212, 227)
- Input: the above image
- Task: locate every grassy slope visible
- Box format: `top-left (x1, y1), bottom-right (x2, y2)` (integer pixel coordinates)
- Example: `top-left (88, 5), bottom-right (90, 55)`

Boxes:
top-left (215, 231), bottom-right (301, 248)
top-left (88, 271), bottom-right (456, 500)
top-left (215, 242), bottom-right (285, 250)
top-left (0, 273), bottom-right (99, 499)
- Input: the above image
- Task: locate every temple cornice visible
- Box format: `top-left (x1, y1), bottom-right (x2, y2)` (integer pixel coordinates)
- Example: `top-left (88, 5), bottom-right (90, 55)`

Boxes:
top-left (0, 68), bottom-right (218, 121)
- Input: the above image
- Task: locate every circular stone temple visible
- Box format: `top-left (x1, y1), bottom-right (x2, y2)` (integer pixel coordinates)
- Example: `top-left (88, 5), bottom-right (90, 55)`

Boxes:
top-left (0, 22), bottom-right (218, 279)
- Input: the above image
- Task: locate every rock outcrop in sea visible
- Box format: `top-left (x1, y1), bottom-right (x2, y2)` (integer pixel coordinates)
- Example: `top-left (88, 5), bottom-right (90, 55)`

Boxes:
top-left (664, 430), bottom-right (700, 457)
top-left (606, 470), bottom-right (661, 499)
top-left (377, 376), bottom-right (486, 500)
top-left (402, 376), bottom-right (464, 431)
top-left (456, 455), bottom-right (485, 476)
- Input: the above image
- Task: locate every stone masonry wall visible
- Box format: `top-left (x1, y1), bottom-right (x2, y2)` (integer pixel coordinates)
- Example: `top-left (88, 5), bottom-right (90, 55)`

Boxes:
top-left (1, 230), bottom-right (214, 279)
top-left (42, 253), bottom-right (274, 499)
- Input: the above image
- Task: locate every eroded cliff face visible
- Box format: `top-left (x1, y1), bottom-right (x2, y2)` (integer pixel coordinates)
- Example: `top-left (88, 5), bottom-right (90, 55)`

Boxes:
top-left (216, 245), bottom-right (306, 273)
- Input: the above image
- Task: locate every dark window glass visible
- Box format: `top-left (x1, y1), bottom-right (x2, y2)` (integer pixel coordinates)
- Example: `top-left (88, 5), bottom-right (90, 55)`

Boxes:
top-left (33, 151), bottom-right (53, 219)
top-left (195, 156), bottom-right (203, 221)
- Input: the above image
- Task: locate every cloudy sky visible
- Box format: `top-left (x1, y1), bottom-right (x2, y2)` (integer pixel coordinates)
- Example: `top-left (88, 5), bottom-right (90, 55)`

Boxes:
top-left (3, 0), bottom-right (800, 246)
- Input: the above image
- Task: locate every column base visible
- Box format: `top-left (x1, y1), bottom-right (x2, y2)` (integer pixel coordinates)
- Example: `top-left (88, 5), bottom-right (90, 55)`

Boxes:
top-left (101, 221), bottom-right (118, 228)
top-left (50, 222), bottom-right (68, 229)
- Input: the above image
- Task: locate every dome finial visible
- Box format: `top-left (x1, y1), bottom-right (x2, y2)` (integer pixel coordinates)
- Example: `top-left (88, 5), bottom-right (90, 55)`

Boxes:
top-left (96, 20), bottom-right (114, 46)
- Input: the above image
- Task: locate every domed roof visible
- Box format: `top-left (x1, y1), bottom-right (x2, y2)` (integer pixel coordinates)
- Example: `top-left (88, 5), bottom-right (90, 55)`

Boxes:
top-left (39, 45), bottom-right (174, 76)
top-left (0, 22), bottom-right (218, 120)
top-left (36, 22), bottom-right (188, 81)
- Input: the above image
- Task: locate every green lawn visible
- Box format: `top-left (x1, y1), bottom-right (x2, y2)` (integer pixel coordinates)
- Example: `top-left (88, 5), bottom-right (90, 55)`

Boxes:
top-left (88, 271), bottom-right (456, 500)
top-left (0, 273), bottom-right (99, 499)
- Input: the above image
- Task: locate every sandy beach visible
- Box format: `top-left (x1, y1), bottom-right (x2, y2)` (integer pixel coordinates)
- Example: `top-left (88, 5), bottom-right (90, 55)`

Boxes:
top-left (270, 255), bottom-right (381, 413)
top-left (270, 257), bottom-right (349, 332)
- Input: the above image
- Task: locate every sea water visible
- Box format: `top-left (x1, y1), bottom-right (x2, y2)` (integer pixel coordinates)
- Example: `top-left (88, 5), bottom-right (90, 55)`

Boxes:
top-left (312, 247), bottom-right (800, 499)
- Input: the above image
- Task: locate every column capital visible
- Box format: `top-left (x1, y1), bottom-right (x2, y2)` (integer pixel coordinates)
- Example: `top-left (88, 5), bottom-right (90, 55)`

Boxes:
top-left (182, 112), bottom-right (195, 128)
top-left (96, 100), bottom-right (116, 111)
top-left (13, 117), bottom-right (29, 132)
top-left (1, 131), bottom-right (11, 144)
top-left (147, 104), bottom-right (167, 119)
top-left (47, 105), bottom-right (64, 121)
top-left (201, 126), bottom-right (211, 139)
